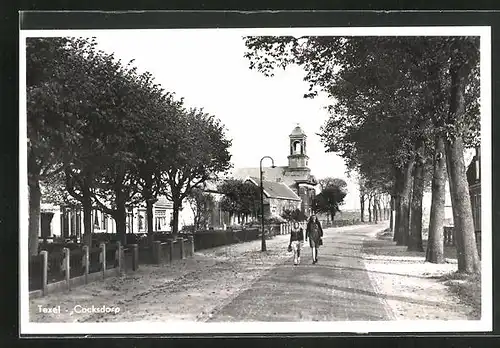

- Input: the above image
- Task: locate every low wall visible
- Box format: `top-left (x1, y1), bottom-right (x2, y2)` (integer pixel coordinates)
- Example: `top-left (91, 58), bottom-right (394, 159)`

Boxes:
top-left (138, 237), bottom-right (193, 264)
top-left (29, 237), bottom-right (193, 299)
top-left (29, 242), bottom-right (125, 299)
top-left (193, 228), bottom-right (260, 251)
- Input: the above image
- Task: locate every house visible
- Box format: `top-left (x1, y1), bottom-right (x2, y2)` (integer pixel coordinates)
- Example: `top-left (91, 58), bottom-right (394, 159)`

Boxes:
top-left (177, 174), bottom-right (302, 230)
top-left (245, 177), bottom-right (301, 218)
top-left (39, 194), bottom-right (176, 241)
top-left (230, 124), bottom-right (318, 218)
top-left (466, 146), bottom-right (481, 233)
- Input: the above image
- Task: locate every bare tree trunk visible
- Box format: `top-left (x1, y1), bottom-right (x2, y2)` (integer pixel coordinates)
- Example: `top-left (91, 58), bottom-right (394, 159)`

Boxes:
top-left (394, 195), bottom-right (401, 242)
top-left (393, 170), bottom-right (403, 242)
top-left (373, 195), bottom-right (378, 223)
top-left (368, 194), bottom-right (372, 222)
top-left (377, 196), bottom-right (383, 222)
top-left (82, 184), bottom-right (93, 246)
top-left (172, 199), bottom-right (181, 235)
top-left (408, 142), bottom-right (426, 252)
top-left (114, 190), bottom-right (127, 246)
top-left (426, 134), bottom-right (446, 263)
top-left (28, 179), bottom-right (41, 256)
top-left (360, 194), bottom-right (365, 222)
top-left (389, 195), bottom-right (394, 232)
top-left (445, 55), bottom-right (480, 274)
top-left (398, 159), bottom-right (415, 246)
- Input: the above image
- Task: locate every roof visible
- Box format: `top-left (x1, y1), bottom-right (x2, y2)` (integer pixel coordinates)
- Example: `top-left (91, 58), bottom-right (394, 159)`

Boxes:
top-left (247, 177), bottom-right (301, 201)
top-left (290, 125), bottom-right (306, 137)
top-left (231, 166), bottom-right (317, 187)
top-left (231, 166), bottom-right (289, 183)
top-left (198, 179), bottom-right (221, 192)
top-left (155, 196), bottom-right (173, 208)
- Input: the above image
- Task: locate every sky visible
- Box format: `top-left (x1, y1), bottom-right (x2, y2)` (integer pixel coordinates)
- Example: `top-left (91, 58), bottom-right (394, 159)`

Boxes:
top-left (91, 29), bottom-right (360, 210)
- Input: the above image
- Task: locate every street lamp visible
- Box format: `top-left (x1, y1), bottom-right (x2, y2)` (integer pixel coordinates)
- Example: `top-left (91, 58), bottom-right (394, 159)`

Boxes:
top-left (260, 156), bottom-right (275, 252)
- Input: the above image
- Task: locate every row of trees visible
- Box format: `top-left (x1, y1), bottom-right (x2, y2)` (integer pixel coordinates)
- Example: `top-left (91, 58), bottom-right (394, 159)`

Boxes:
top-left (244, 36), bottom-right (480, 273)
top-left (187, 176), bottom-right (349, 229)
top-left (358, 177), bottom-right (393, 223)
top-left (27, 37), bottom-right (232, 255)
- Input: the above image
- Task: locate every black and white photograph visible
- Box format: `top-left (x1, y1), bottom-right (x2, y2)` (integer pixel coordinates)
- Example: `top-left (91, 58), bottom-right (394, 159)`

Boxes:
top-left (19, 23), bottom-right (492, 334)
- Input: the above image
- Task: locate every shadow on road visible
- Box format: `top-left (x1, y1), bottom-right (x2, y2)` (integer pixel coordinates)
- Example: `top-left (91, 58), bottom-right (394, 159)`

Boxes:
top-left (362, 238), bottom-right (458, 260)
top-left (267, 268), bottom-right (448, 309)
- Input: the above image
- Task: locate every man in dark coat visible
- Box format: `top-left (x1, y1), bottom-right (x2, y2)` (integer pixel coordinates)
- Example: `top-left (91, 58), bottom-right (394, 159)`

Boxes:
top-left (306, 214), bottom-right (323, 264)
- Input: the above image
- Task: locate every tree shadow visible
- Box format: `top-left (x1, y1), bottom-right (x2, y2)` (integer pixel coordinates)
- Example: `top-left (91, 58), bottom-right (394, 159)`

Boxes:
top-left (314, 263), bottom-right (446, 280)
top-left (362, 238), bottom-right (457, 261)
top-left (267, 271), bottom-right (453, 309)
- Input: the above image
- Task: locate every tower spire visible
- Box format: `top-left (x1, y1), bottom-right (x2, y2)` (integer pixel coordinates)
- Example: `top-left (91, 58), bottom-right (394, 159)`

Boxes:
top-left (288, 124), bottom-right (308, 169)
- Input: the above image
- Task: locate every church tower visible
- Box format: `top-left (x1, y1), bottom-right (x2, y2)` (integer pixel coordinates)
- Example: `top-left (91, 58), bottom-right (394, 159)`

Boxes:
top-left (288, 124), bottom-right (309, 169)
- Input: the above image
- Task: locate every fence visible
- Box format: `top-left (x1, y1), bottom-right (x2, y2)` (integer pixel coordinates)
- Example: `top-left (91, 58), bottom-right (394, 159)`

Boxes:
top-left (31, 217), bottom-right (367, 298)
top-left (192, 228), bottom-right (260, 250)
top-left (319, 219), bottom-right (364, 228)
top-left (443, 226), bottom-right (482, 258)
top-left (29, 236), bottom-right (194, 299)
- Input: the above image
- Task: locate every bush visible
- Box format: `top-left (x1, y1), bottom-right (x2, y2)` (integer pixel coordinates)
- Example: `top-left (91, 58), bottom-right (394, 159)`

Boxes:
top-left (281, 209), bottom-right (307, 222)
top-left (265, 216), bottom-right (286, 224)
top-left (181, 224), bottom-right (196, 233)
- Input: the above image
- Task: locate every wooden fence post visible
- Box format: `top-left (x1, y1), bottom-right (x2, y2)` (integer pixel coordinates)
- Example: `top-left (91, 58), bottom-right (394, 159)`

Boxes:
top-left (40, 250), bottom-right (48, 296)
top-left (82, 245), bottom-right (89, 284)
top-left (188, 235), bottom-right (194, 256)
top-left (153, 241), bottom-right (161, 264)
top-left (132, 244), bottom-right (139, 271)
top-left (178, 237), bottom-right (185, 259)
top-left (100, 242), bottom-right (106, 279)
top-left (63, 247), bottom-right (70, 291)
top-left (115, 241), bottom-right (122, 274)
top-left (169, 240), bottom-right (174, 262)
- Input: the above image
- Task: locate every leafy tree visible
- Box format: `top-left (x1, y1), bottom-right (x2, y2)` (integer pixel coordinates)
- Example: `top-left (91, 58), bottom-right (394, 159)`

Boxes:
top-left (132, 83), bottom-right (183, 238)
top-left (218, 178), bottom-right (260, 223)
top-left (281, 208), bottom-right (307, 222)
top-left (187, 188), bottom-right (215, 230)
top-left (244, 36), bottom-right (480, 273)
top-left (318, 177), bottom-right (347, 192)
top-left (163, 109), bottom-right (232, 234)
top-left (41, 171), bottom-right (81, 209)
top-left (27, 37), bottom-right (94, 255)
top-left (312, 185), bottom-right (346, 222)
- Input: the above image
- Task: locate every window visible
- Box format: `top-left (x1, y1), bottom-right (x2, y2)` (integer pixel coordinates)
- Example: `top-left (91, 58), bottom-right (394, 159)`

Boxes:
top-left (293, 141), bottom-right (302, 154)
top-left (155, 209), bottom-right (167, 231)
top-left (138, 210), bottom-right (146, 232)
top-left (93, 210), bottom-right (99, 229)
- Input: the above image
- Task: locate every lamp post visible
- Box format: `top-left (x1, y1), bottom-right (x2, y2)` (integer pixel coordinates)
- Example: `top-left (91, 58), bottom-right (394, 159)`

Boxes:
top-left (260, 156), bottom-right (275, 252)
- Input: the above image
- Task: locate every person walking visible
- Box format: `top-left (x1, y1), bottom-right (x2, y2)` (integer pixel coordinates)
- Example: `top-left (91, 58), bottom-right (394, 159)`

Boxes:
top-left (288, 221), bottom-right (304, 265)
top-left (305, 214), bottom-right (323, 264)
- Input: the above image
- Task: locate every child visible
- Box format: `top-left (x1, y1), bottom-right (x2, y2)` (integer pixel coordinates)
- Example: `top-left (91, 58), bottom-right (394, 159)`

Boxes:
top-left (288, 225), bottom-right (304, 266)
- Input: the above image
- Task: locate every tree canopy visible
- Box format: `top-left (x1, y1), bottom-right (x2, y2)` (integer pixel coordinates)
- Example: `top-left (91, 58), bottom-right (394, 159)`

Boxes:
top-left (27, 36), bottom-right (233, 251)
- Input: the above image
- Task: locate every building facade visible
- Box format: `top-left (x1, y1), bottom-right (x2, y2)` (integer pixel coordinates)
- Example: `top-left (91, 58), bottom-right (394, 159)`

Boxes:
top-left (245, 177), bottom-right (302, 218)
top-left (39, 195), bottom-right (176, 240)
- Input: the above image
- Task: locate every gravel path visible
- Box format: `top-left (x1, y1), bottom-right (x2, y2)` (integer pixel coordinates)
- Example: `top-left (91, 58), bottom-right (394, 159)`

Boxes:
top-left (361, 230), bottom-right (477, 320)
top-left (209, 224), bottom-right (391, 322)
top-left (29, 233), bottom-right (295, 323)
top-left (30, 223), bottom-right (476, 323)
